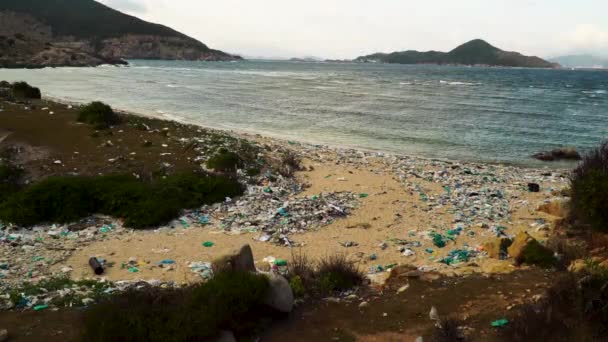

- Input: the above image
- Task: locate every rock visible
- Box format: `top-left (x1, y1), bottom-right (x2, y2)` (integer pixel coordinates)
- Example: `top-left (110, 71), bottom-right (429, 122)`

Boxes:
top-left (537, 200), bottom-right (568, 217)
top-left (483, 237), bottom-right (513, 259)
top-left (429, 306), bottom-right (440, 321)
top-left (397, 284), bottom-right (410, 294)
top-left (568, 259), bottom-right (587, 273)
top-left (0, 329), bottom-right (7, 342)
top-left (214, 330), bottom-right (236, 342)
top-left (528, 183), bottom-right (540, 193)
top-left (263, 273), bottom-right (294, 313)
top-left (367, 272), bottom-right (391, 287)
top-left (508, 232), bottom-right (556, 268)
top-left (214, 244), bottom-right (256, 273)
top-left (359, 301), bottom-right (369, 309)
top-left (533, 147), bottom-right (582, 162)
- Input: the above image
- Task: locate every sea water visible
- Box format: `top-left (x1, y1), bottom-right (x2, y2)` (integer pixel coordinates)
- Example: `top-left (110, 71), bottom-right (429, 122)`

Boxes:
top-left (2, 60), bottom-right (607, 166)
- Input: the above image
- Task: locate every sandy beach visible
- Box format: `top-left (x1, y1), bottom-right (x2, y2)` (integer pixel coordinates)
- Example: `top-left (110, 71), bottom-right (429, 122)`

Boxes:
top-left (0, 96), bottom-right (569, 290)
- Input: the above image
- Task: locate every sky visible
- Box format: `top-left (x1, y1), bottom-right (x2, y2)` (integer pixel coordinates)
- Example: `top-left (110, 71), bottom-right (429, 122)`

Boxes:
top-left (98, 0), bottom-right (608, 59)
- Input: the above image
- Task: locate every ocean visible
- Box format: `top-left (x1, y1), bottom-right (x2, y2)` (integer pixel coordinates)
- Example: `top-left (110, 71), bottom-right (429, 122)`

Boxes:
top-left (2, 60), bottom-right (607, 166)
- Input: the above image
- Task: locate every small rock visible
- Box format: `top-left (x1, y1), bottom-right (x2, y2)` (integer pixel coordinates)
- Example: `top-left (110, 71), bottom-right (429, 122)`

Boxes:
top-left (0, 329), bottom-right (7, 342)
top-left (359, 301), bottom-right (369, 308)
top-left (82, 298), bottom-right (94, 305)
top-left (215, 330), bottom-right (236, 342)
top-left (263, 273), bottom-right (294, 313)
top-left (397, 284), bottom-right (410, 294)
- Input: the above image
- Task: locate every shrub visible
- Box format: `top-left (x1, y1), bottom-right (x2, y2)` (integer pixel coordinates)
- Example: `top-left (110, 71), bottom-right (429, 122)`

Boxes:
top-left (0, 164), bottom-right (23, 202)
top-left (515, 240), bottom-right (557, 269)
top-left (206, 150), bottom-right (242, 172)
top-left (275, 150), bottom-right (303, 177)
top-left (0, 173), bottom-right (244, 228)
top-left (435, 318), bottom-right (466, 342)
top-left (83, 271), bottom-right (269, 341)
top-left (287, 253), bottom-right (364, 296)
top-left (570, 141), bottom-right (608, 232)
top-left (10, 81), bottom-right (41, 99)
top-left (78, 101), bottom-right (120, 129)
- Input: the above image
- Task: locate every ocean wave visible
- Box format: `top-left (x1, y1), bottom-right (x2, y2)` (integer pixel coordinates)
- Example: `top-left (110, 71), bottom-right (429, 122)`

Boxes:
top-left (440, 80), bottom-right (480, 86)
top-left (399, 82), bottom-right (412, 85)
top-left (166, 84), bottom-right (180, 88)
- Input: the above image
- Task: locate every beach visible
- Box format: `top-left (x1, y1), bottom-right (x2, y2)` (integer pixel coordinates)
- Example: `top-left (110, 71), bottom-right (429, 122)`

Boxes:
top-left (0, 96), bottom-right (569, 290)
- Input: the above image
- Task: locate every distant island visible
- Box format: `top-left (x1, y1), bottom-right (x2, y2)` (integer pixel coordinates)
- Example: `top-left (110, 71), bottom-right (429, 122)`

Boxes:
top-left (550, 54), bottom-right (608, 69)
top-left (0, 0), bottom-right (241, 68)
top-left (355, 39), bottom-right (559, 68)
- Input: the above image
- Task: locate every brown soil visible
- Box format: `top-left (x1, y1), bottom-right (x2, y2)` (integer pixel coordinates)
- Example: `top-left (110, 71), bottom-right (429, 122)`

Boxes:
top-left (0, 99), bottom-right (209, 181)
top-left (0, 269), bottom-right (557, 341)
top-left (264, 269), bottom-right (557, 342)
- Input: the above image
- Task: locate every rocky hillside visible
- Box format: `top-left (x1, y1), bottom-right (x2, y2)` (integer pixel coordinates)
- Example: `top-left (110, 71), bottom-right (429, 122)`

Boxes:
top-left (0, 0), bottom-right (240, 68)
top-left (356, 39), bottom-right (559, 68)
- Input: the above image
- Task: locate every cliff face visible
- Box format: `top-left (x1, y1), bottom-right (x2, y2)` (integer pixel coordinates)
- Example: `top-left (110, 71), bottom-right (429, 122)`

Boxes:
top-left (0, 11), bottom-right (123, 68)
top-left (0, 0), bottom-right (240, 68)
top-left (96, 35), bottom-right (237, 61)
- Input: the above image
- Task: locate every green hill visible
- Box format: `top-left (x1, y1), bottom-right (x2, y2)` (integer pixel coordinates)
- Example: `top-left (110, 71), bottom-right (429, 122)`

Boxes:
top-left (356, 39), bottom-right (558, 68)
top-left (0, 0), bottom-right (240, 67)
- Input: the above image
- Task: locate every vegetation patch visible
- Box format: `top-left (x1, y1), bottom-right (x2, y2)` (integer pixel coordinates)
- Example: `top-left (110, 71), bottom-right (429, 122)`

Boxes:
top-left (288, 252), bottom-right (364, 296)
top-left (516, 240), bottom-right (557, 269)
top-left (206, 149), bottom-right (243, 173)
top-left (570, 141), bottom-right (608, 232)
top-left (77, 101), bottom-right (120, 129)
top-left (9, 81), bottom-right (41, 99)
top-left (0, 173), bottom-right (243, 228)
top-left (82, 271), bottom-right (270, 341)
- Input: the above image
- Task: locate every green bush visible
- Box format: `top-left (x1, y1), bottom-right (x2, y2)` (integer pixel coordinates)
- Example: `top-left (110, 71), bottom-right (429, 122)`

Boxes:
top-left (570, 141), bottom-right (608, 232)
top-left (206, 150), bottom-right (243, 172)
top-left (78, 101), bottom-right (120, 129)
top-left (83, 271), bottom-right (270, 341)
top-left (0, 173), bottom-right (243, 228)
top-left (517, 240), bottom-right (557, 269)
top-left (10, 81), bottom-right (41, 99)
top-left (0, 164), bottom-right (23, 202)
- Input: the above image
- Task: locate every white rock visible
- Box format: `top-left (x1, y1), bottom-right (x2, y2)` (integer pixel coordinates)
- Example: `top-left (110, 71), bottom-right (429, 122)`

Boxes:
top-left (263, 273), bottom-right (294, 313)
top-left (358, 301), bottom-right (369, 308)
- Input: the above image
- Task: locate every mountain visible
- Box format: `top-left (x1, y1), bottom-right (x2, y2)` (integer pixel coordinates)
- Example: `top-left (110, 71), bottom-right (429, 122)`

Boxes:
top-left (550, 55), bottom-right (608, 69)
top-left (355, 40), bottom-right (559, 68)
top-left (0, 0), bottom-right (240, 68)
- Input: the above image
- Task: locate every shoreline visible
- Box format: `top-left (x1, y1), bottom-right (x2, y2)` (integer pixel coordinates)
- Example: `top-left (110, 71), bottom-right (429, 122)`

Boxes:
top-left (0, 94), bottom-right (571, 289)
top-left (43, 95), bottom-right (575, 172)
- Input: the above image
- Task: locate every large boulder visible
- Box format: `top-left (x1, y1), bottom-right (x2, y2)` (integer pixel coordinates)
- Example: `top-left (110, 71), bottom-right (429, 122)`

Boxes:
top-left (483, 237), bottom-right (513, 259)
top-left (214, 244), bottom-right (256, 273)
top-left (263, 272), bottom-right (294, 313)
top-left (508, 232), bottom-right (556, 268)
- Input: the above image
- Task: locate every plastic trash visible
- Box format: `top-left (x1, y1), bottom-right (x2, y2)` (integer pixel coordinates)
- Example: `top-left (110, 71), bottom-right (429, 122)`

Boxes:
top-left (273, 259), bottom-right (288, 266)
top-left (127, 267), bottom-right (139, 273)
top-left (157, 259), bottom-right (175, 265)
top-left (33, 304), bottom-right (48, 311)
top-left (528, 183), bottom-right (540, 192)
top-left (369, 253), bottom-right (378, 260)
top-left (491, 318), bottom-right (509, 327)
top-left (89, 257), bottom-right (104, 275)
top-left (199, 215), bottom-right (210, 225)
top-left (359, 193), bottom-right (369, 198)
top-left (202, 241), bottom-right (215, 247)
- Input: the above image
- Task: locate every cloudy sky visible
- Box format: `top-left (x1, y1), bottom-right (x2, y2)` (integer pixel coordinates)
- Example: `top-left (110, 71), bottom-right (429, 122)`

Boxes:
top-left (98, 0), bottom-right (608, 59)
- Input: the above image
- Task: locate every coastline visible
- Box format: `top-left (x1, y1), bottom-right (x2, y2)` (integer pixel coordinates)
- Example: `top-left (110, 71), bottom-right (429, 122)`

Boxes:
top-left (43, 95), bottom-right (575, 171)
top-left (0, 95), bottom-right (570, 290)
